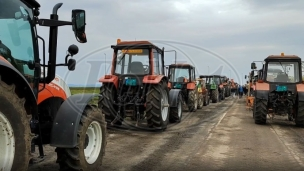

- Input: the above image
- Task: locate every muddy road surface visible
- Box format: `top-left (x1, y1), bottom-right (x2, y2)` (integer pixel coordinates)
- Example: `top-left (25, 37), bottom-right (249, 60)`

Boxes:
top-left (29, 97), bottom-right (304, 171)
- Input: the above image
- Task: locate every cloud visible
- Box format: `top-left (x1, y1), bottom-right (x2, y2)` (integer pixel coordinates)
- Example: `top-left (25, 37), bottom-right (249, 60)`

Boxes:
top-left (29, 0), bottom-right (304, 85)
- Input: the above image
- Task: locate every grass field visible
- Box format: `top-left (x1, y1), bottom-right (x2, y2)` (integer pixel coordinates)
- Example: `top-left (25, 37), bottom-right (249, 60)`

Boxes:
top-left (70, 87), bottom-right (100, 95)
top-left (70, 87), bottom-right (101, 105)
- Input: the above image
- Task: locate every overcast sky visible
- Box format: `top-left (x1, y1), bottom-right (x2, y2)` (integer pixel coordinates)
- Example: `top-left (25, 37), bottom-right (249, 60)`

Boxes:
top-left (36, 0), bottom-right (304, 86)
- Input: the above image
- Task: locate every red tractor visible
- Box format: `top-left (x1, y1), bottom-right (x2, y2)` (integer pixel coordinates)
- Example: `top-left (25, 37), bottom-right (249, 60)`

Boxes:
top-left (0, 1), bottom-right (106, 170)
top-left (167, 63), bottom-right (200, 112)
top-left (98, 39), bottom-right (178, 130)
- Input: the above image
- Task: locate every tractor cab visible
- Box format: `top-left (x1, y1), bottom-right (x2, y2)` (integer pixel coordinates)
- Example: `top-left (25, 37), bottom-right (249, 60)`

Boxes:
top-left (106, 39), bottom-right (164, 87)
top-left (220, 76), bottom-right (228, 85)
top-left (251, 53), bottom-right (302, 85)
top-left (167, 63), bottom-right (195, 89)
top-left (199, 75), bottom-right (225, 102)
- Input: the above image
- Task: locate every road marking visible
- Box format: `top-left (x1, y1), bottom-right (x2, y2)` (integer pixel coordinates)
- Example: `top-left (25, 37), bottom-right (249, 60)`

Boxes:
top-left (206, 112), bottom-right (227, 141)
top-left (270, 125), bottom-right (304, 167)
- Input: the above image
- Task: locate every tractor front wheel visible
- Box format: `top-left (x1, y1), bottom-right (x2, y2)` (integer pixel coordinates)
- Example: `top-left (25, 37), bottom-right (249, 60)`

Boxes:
top-left (0, 80), bottom-right (31, 171)
top-left (146, 83), bottom-right (170, 130)
top-left (169, 93), bottom-right (183, 123)
top-left (55, 105), bottom-right (106, 171)
top-left (188, 90), bottom-right (198, 112)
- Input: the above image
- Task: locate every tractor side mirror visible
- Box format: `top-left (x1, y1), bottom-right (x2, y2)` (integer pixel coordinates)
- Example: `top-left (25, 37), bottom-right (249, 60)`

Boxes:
top-left (251, 62), bottom-right (256, 69)
top-left (68, 44), bottom-right (79, 56)
top-left (68, 59), bottom-right (76, 71)
top-left (245, 75), bottom-right (247, 79)
top-left (72, 9), bottom-right (87, 43)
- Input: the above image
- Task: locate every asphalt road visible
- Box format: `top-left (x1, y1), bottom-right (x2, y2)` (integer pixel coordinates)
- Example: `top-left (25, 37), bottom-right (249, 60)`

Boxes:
top-left (29, 96), bottom-right (304, 171)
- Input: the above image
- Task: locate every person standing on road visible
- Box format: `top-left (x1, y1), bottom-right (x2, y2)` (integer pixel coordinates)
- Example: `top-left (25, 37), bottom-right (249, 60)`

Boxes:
top-left (235, 83), bottom-right (239, 97)
top-left (238, 85), bottom-right (243, 99)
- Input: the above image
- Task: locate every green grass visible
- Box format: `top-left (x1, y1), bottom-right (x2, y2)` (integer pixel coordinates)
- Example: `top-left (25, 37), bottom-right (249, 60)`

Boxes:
top-left (70, 87), bottom-right (100, 95)
top-left (70, 87), bottom-right (100, 105)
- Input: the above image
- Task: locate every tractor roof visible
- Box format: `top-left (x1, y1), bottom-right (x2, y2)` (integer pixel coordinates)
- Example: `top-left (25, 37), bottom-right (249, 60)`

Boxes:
top-left (23, 0), bottom-right (40, 8)
top-left (266, 55), bottom-right (301, 60)
top-left (111, 40), bottom-right (163, 53)
top-left (199, 74), bottom-right (221, 78)
top-left (169, 63), bottom-right (194, 68)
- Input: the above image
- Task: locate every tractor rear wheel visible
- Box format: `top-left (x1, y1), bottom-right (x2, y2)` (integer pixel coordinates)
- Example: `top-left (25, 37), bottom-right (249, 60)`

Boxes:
top-left (221, 89), bottom-right (225, 100)
top-left (169, 93), bottom-right (183, 123)
top-left (225, 87), bottom-right (229, 97)
top-left (188, 90), bottom-right (198, 112)
top-left (197, 93), bottom-right (204, 109)
top-left (254, 98), bottom-right (268, 124)
top-left (211, 90), bottom-right (218, 103)
top-left (99, 86), bottom-right (122, 126)
top-left (0, 80), bottom-right (31, 171)
top-left (56, 105), bottom-right (106, 171)
top-left (146, 83), bottom-right (169, 130)
top-left (203, 92), bottom-right (209, 106)
top-left (296, 101), bottom-right (304, 127)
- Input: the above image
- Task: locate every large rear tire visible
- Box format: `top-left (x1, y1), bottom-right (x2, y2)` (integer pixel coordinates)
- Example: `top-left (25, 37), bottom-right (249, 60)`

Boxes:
top-left (188, 90), bottom-right (198, 112)
top-left (98, 85), bottom-right (122, 126)
top-left (211, 90), bottom-right (218, 103)
top-left (146, 83), bottom-right (169, 130)
top-left (56, 105), bottom-right (106, 171)
top-left (169, 93), bottom-right (183, 123)
top-left (221, 88), bottom-right (225, 100)
top-left (254, 98), bottom-right (268, 124)
top-left (225, 87), bottom-right (229, 97)
top-left (295, 101), bottom-right (304, 127)
top-left (0, 80), bottom-right (31, 171)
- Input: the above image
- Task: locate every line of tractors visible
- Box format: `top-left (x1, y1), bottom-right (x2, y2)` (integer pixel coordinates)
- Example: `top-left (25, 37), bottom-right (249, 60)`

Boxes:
top-left (0, 1), bottom-right (237, 170)
top-left (244, 53), bottom-right (304, 127)
top-left (98, 39), bottom-right (235, 130)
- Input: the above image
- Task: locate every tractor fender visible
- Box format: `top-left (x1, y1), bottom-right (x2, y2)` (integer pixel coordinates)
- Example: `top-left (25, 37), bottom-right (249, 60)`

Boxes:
top-left (296, 84), bottom-right (304, 101)
top-left (169, 89), bottom-right (182, 107)
top-left (50, 93), bottom-right (101, 148)
top-left (37, 74), bottom-right (71, 105)
top-left (187, 82), bottom-right (196, 90)
top-left (143, 75), bottom-right (165, 84)
top-left (255, 82), bottom-right (269, 100)
top-left (99, 75), bottom-right (119, 89)
top-left (0, 58), bottom-right (37, 115)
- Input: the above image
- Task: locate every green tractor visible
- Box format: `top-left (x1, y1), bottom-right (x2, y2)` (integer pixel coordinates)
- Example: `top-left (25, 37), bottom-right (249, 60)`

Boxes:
top-left (199, 75), bottom-right (225, 103)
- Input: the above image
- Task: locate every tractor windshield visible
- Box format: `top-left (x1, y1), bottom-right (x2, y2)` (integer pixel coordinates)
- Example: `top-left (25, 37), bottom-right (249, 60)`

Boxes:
top-left (115, 49), bottom-right (150, 75)
top-left (0, 0), bottom-right (35, 77)
top-left (169, 68), bottom-right (189, 82)
top-left (213, 77), bottom-right (220, 85)
top-left (266, 61), bottom-right (300, 83)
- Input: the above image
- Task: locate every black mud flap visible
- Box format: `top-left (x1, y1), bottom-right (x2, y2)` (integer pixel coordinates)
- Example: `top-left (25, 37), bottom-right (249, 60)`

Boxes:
top-left (50, 93), bottom-right (101, 148)
top-left (298, 92), bottom-right (304, 101)
top-left (256, 90), bottom-right (269, 100)
top-left (169, 89), bottom-right (182, 108)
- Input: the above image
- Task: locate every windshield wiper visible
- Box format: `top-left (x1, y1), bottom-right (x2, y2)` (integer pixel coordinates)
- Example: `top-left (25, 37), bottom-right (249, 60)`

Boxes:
top-left (279, 62), bottom-right (287, 74)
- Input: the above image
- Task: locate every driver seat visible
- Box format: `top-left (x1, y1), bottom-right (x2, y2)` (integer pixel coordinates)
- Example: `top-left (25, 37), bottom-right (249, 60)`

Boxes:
top-left (129, 61), bottom-right (144, 74)
top-left (275, 73), bottom-right (289, 82)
